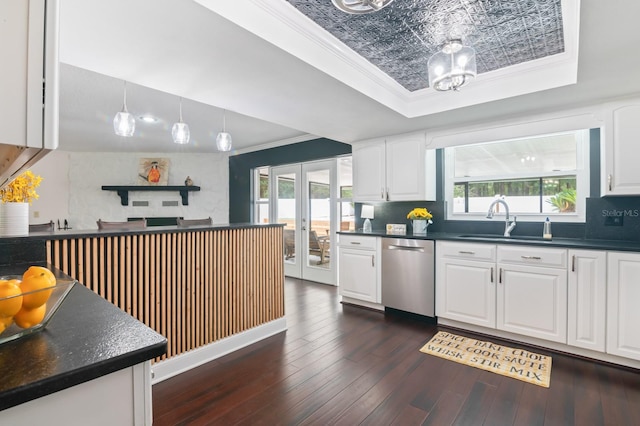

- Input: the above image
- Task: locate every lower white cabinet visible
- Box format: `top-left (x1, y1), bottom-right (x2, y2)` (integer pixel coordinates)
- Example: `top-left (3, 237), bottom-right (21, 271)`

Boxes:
top-left (606, 251), bottom-right (640, 360)
top-left (497, 262), bottom-right (567, 343)
top-left (436, 242), bottom-right (496, 328)
top-left (338, 235), bottom-right (380, 303)
top-left (567, 249), bottom-right (607, 352)
top-left (437, 242), bottom-right (568, 344)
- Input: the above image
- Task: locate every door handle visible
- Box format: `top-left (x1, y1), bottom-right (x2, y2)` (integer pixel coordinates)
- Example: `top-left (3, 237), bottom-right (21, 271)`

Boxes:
top-left (521, 255), bottom-right (541, 260)
top-left (572, 255), bottom-right (575, 272)
top-left (371, 255), bottom-right (375, 267)
top-left (499, 268), bottom-right (503, 284)
top-left (608, 174), bottom-right (613, 191)
top-left (491, 267), bottom-right (494, 283)
top-left (388, 245), bottom-right (424, 252)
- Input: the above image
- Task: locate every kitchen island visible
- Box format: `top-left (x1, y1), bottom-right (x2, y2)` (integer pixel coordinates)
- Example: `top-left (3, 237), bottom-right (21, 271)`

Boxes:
top-left (0, 264), bottom-right (167, 424)
top-left (20, 223), bottom-right (286, 383)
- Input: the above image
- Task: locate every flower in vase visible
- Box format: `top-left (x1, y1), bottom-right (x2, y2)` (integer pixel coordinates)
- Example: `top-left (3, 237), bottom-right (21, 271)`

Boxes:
top-left (0, 170), bottom-right (43, 204)
top-left (407, 207), bottom-right (433, 221)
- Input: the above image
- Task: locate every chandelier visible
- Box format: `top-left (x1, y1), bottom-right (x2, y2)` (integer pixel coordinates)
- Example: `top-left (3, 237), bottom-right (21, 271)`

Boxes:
top-left (427, 39), bottom-right (477, 91)
top-left (331, 0), bottom-right (395, 14)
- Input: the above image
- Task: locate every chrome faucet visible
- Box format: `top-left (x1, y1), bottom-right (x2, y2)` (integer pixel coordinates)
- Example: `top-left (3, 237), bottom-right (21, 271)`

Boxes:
top-left (486, 198), bottom-right (517, 237)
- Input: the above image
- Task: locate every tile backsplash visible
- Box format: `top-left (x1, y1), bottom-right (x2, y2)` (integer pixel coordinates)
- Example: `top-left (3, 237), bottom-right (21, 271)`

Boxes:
top-left (356, 196), bottom-right (640, 242)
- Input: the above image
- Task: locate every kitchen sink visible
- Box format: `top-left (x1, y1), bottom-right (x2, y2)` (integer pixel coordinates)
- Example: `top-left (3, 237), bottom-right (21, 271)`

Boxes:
top-left (456, 234), bottom-right (547, 242)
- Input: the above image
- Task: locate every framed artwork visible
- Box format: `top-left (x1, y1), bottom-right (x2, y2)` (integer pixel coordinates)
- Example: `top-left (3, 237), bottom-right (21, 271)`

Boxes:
top-left (138, 158), bottom-right (170, 185)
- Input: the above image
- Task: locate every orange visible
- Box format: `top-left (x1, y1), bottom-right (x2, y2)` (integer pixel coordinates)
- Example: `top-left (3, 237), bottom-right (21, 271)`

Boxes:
top-left (21, 272), bottom-right (54, 309)
top-left (22, 266), bottom-right (56, 286)
top-left (0, 279), bottom-right (23, 317)
top-left (0, 315), bottom-right (13, 335)
top-left (14, 304), bottom-right (46, 329)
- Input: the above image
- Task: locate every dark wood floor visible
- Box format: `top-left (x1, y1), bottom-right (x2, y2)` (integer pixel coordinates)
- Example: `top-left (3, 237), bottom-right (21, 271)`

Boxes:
top-left (153, 278), bottom-right (640, 425)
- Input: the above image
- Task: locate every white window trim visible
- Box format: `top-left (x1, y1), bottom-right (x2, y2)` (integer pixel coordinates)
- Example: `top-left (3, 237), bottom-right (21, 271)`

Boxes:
top-left (444, 129), bottom-right (590, 223)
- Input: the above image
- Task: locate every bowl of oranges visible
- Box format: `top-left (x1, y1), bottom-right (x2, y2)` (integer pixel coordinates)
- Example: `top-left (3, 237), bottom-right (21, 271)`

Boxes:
top-left (0, 266), bottom-right (75, 345)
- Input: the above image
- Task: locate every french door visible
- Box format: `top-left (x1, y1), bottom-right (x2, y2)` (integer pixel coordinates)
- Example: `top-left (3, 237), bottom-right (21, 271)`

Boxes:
top-left (271, 160), bottom-right (336, 285)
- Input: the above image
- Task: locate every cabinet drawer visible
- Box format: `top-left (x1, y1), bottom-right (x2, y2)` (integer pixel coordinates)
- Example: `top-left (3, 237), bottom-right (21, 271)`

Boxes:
top-left (437, 241), bottom-right (496, 262)
top-left (338, 234), bottom-right (377, 250)
top-left (497, 245), bottom-right (567, 268)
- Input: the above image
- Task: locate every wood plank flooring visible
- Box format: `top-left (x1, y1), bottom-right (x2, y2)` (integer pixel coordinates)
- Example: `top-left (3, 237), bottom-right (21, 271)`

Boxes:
top-left (153, 277), bottom-right (640, 425)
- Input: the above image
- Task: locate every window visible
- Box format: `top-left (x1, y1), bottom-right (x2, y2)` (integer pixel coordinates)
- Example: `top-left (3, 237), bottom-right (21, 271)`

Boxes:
top-left (253, 167), bottom-right (269, 223)
top-left (337, 157), bottom-right (354, 231)
top-left (445, 130), bottom-right (590, 222)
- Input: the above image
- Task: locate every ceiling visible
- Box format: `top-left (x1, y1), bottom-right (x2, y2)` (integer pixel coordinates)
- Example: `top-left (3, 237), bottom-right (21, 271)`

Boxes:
top-left (58, 0), bottom-right (640, 154)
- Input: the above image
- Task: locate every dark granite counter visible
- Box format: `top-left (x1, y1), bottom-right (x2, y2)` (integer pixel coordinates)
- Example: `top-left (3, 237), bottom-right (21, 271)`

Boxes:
top-left (0, 265), bottom-right (167, 411)
top-left (338, 230), bottom-right (640, 252)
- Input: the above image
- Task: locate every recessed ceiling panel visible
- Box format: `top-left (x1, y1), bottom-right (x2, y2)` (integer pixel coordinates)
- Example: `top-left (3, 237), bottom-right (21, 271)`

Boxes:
top-left (287, 0), bottom-right (564, 92)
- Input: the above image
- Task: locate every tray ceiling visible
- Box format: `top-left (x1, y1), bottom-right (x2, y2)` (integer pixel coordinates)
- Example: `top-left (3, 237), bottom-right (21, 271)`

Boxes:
top-left (286, 0), bottom-right (565, 92)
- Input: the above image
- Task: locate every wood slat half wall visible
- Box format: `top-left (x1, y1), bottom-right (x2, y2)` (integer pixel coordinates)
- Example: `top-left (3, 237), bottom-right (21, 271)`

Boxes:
top-left (46, 227), bottom-right (285, 362)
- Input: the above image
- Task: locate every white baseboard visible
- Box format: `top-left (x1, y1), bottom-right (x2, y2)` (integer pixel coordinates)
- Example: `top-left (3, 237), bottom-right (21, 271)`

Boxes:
top-left (151, 317), bottom-right (287, 384)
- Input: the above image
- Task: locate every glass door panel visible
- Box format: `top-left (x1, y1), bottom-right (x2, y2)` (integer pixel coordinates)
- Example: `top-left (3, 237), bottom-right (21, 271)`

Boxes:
top-left (271, 165), bottom-right (301, 278)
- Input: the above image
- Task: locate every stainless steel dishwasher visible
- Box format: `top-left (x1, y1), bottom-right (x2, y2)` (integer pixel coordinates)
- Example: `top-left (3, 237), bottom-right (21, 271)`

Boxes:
top-left (381, 238), bottom-right (435, 317)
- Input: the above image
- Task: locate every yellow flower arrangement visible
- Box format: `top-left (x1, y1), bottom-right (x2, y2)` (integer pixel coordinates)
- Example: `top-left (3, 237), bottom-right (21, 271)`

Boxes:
top-left (0, 170), bottom-right (43, 204)
top-left (407, 207), bottom-right (433, 220)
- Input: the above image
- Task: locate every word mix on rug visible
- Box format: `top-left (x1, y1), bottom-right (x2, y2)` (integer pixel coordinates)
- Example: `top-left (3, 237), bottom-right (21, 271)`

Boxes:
top-left (420, 331), bottom-right (552, 388)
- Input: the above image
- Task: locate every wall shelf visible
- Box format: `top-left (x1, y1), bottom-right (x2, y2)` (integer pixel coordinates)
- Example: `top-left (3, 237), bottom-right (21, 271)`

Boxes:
top-left (101, 185), bottom-right (201, 206)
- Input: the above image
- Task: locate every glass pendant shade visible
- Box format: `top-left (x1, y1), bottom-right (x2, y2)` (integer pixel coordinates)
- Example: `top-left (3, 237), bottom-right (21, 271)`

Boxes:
top-left (216, 132), bottom-right (232, 152)
top-left (172, 98), bottom-right (190, 144)
top-left (113, 81), bottom-right (135, 137)
top-left (428, 40), bottom-right (477, 92)
top-left (113, 109), bottom-right (135, 137)
top-left (172, 122), bottom-right (190, 145)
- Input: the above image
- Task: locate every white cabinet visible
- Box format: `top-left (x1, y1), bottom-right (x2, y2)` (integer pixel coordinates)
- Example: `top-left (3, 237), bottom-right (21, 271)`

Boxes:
top-left (606, 251), bottom-right (640, 361)
top-left (602, 101), bottom-right (640, 195)
top-left (352, 133), bottom-right (435, 202)
top-left (436, 242), bottom-right (568, 344)
top-left (567, 250), bottom-right (606, 352)
top-left (338, 234), bottom-right (380, 304)
top-left (0, 0), bottom-right (59, 186)
top-left (436, 241), bottom-right (496, 328)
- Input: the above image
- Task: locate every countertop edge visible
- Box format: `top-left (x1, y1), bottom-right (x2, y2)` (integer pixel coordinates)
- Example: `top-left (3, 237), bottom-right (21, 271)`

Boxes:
top-left (337, 231), bottom-right (640, 252)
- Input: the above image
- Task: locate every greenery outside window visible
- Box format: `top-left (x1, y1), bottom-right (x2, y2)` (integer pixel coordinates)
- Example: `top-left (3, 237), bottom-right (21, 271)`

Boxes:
top-left (445, 130), bottom-right (590, 222)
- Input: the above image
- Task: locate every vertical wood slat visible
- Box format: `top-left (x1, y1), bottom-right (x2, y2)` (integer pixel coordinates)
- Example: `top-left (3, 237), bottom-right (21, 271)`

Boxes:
top-left (46, 226), bottom-right (284, 363)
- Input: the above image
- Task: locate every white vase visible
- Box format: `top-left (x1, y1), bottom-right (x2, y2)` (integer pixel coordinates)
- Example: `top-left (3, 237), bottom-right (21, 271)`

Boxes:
top-left (412, 219), bottom-right (428, 235)
top-left (0, 202), bottom-right (29, 237)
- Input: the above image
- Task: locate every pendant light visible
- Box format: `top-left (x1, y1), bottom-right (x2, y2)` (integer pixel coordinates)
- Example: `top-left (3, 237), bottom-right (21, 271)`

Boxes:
top-left (113, 81), bottom-right (135, 137)
top-left (171, 97), bottom-right (190, 144)
top-left (216, 110), bottom-right (232, 152)
top-left (427, 39), bottom-right (477, 92)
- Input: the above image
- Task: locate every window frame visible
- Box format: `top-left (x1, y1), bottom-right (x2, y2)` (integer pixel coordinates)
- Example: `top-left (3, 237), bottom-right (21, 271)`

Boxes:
top-left (444, 129), bottom-right (590, 223)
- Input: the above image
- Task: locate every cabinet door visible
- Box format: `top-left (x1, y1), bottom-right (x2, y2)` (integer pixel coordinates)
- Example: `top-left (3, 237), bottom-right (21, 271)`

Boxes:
top-left (602, 103), bottom-right (640, 195)
top-left (338, 248), bottom-right (378, 302)
top-left (386, 133), bottom-right (435, 201)
top-left (567, 250), bottom-right (606, 352)
top-left (436, 257), bottom-right (496, 328)
top-left (607, 252), bottom-right (640, 360)
top-left (497, 263), bottom-right (567, 343)
top-left (352, 140), bottom-right (386, 202)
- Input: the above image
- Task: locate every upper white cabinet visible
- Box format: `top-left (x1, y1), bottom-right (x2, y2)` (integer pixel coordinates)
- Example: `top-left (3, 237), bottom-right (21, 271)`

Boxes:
top-left (0, 0), bottom-right (59, 185)
top-left (602, 101), bottom-right (640, 195)
top-left (567, 250), bottom-right (606, 352)
top-left (352, 133), bottom-right (436, 202)
top-left (606, 251), bottom-right (640, 361)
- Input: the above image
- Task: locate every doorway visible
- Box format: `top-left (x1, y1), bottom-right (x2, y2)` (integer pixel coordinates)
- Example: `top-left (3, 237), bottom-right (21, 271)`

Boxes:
top-left (271, 160), bottom-right (336, 285)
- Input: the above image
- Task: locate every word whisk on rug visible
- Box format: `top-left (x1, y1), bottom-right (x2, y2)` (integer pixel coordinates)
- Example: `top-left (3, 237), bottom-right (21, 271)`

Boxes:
top-left (420, 331), bottom-right (552, 388)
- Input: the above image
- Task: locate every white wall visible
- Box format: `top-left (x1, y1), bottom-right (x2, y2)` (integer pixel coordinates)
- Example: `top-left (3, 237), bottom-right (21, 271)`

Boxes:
top-left (28, 150), bottom-right (229, 230)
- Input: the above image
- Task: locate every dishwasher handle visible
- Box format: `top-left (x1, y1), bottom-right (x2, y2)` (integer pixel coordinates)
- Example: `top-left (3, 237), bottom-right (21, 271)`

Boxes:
top-left (386, 245), bottom-right (425, 253)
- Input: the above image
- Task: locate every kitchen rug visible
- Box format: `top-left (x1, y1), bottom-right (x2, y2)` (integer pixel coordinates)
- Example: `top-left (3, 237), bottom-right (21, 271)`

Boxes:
top-left (420, 331), bottom-right (552, 388)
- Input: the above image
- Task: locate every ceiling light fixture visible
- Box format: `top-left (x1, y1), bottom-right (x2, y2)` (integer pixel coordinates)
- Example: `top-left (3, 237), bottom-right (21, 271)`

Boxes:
top-left (171, 97), bottom-right (190, 145)
top-left (113, 81), bottom-right (135, 137)
top-left (216, 110), bottom-right (232, 152)
top-left (427, 39), bottom-right (477, 92)
top-left (331, 0), bottom-right (394, 14)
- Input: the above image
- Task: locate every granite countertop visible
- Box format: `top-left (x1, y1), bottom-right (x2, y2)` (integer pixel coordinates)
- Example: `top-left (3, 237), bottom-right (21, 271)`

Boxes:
top-left (338, 230), bottom-right (640, 252)
top-left (0, 265), bottom-right (167, 411)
